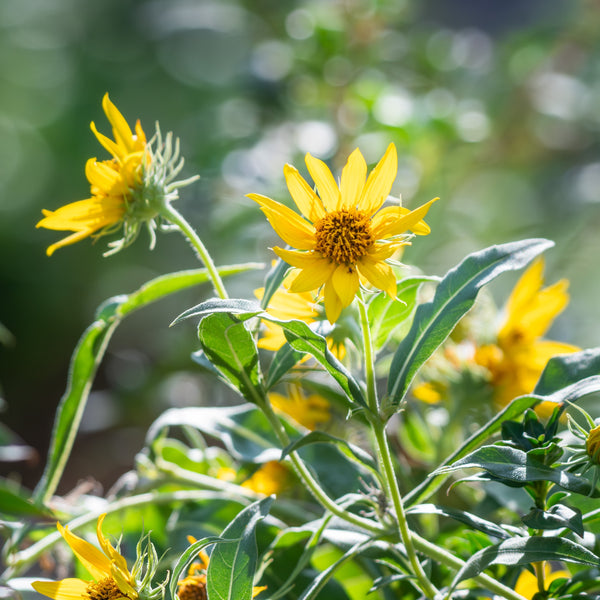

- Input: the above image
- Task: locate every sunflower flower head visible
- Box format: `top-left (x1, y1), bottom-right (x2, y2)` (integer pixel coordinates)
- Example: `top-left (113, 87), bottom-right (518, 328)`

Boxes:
top-left (37, 93), bottom-right (199, 257)
top-left (514, 564), bottom-right (569, 599)
top-left (474, 258), bottom-right (579, 414)
top-left (32, 514), bottom-right (166, 600)
top-left (563, 410), bottom-right (600, 491)
top-left (177, 536), bottom-right (266, 600)
top-left (241, 460), bottom-right (291, 496)
top-left (269, 383), bottom-right (330, 431)
top-left (248, 143), bottom-right (437, 322)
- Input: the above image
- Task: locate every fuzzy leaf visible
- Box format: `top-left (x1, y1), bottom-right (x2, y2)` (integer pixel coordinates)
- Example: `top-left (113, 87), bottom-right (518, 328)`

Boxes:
top-left (522, 504), bottom-right (584, 537)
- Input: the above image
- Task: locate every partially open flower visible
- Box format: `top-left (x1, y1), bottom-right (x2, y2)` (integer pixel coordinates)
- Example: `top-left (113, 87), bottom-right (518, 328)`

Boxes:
top-left (37, 94), bottom-right (198, 256)
top-left (32, 514), bottom-right (165, 600)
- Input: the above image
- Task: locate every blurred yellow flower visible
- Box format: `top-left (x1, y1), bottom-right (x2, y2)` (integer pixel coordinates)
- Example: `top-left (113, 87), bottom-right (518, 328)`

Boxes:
top-left (241, 461), bottom-right (290, 496)
top-left (37, 94), bottom-right (148, 256)
top-left (32, 514), bottom-right (138, 600)
top-left (249, 143), bottom-right (436, 322)
top-left (586, 424), bottom-right (600, 464)
top-left (514, 564), bottom-right (569, 599)
top-left (269, 384), bottom-right (330, 430)
top-left (475, 258), bottom-right (579, 415)
top-left (177, 536), bottom-right (266, 600)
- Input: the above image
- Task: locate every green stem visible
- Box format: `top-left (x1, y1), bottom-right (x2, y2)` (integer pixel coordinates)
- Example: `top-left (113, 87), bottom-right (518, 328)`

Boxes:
top-left (258, 399), bottom-right (385, 536)
top-left (160, 202), bottom-right (228, 300)
top-left (356, 291), bottom-right (437, 597)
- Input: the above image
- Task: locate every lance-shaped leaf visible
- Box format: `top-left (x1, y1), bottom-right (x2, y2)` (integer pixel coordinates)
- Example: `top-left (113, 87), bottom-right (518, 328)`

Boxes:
top-left (207, 497), bottom-right (273, 600)
top-left (522, 504), bottom-right (584, 537)
top-left (198, 313), bottom-right (265, 405)
top-left (265, 343), bottom-right (305, 389)
top-left (435, 445), bottom-right (597, 496)
top-left (534, 348), bottom-right (600, 398)
top-left (451, 536), bottom-right (600, 591)
top-left (33, 265), bottom-right (260, 506)
top-left (385, 239), bottom-right (553, 415)
top-left (172, 298), bottom-right (263, 325)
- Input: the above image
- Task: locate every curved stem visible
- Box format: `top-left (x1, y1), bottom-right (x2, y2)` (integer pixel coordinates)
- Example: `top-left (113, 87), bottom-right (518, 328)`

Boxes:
top-left (258, 399), bottom-right (385, 536)
top-left (160, 203), bottom-right (228, 300)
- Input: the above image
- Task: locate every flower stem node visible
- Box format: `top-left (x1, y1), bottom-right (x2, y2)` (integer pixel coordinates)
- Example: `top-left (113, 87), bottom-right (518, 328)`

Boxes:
top-left (37, 94), bottom-right (199, 257)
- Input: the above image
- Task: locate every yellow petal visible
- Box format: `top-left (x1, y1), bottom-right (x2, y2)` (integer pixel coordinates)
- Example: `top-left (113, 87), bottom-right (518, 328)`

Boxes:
top-left (36, 197), bottom-right (125, 232)
top-left (44, 230), bottom-right (96, 256)
top-left (357, 256), bottom-right (396, 297)
top-left (248, 193), bottom-right (315, 250)
top-left (273, 247), bottom-right (320, 268)
top-left (371, 206), bottom-right (431, 237)
top-left (339, 148), bottom-right (367, 210)
top-left (90, 121), bottom-right (125, 162)
top-left (371, 198), bottom-right (438, 240)
top-left (284, 164), bottom-right (326, 222)
top-left (57, 523), bottom-right (112, 581)
top-left (289, 260), bottom-right (337, 293)
top-left (305, 153), bottom-right (340, 211)
top-left (323, 279), bottom-right (343, 323)
top-left (252, 586), bottom-right (268, 598)
top-left (85, 159), bottom-right (128, 196)
top-left (331, 264), bottom-right (360, 308)
top-left (32, 578), bottom-right (89, 600)
top-left (358, 143), bottom-right (397, 215)
top-left (102, 93), bottom-right (135, 154)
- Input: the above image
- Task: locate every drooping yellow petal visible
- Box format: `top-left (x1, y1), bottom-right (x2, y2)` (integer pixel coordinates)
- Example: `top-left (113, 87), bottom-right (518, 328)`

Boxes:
top-left (358, 143), bottom-right (397, 215)
top-left (37, 197), bottom-right (125, 231)
top-left (102, 93), bottom-right (135, 154)
top-left (44, 230), bottom-right (98, 257)
top-left (323, 278), bottom-right (343, 323)
top-left (288, 260), bottom-right (337, 293)
top-left (331, 264), bottom-right (360, 308)
top-left (339, 148), bottom-right (367, 210)
top-left (284, 164), bottom-right (326, 222)
top-left (371, 198), bottom-right (438, 240)
top-left (57, 523), bottom-right (112, 581)
top-left (357, 256), bottom-right (397, 298)
top-left (32, 578), bottom-right (89, 600)
top-left (248, 193), bottom-right (315, 250)
top-left (305, 153), bottom-right (340, 211)
top-left (371, 205), bottom-right (431, 237)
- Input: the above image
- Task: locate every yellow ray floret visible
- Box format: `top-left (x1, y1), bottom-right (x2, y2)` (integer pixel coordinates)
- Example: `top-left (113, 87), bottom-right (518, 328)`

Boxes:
top-left (32, 514), bottom-right (138, 600)
top-left (248, 143), bottom-right (437, 322)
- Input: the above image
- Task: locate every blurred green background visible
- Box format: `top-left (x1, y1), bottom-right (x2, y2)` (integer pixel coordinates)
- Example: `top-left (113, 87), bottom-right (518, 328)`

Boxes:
top-left (1, 0), bottom-right (599, 492)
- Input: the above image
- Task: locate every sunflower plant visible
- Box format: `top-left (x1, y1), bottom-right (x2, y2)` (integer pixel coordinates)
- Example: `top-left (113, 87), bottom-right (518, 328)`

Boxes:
top-left (3, 94), bottom-right (600, 600)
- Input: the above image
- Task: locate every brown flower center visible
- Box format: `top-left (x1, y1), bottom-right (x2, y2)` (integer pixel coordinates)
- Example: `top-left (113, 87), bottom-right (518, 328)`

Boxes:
top-left (314, 208), bottom-right (373, 264)
top-left (86, 577), bottom-right (126, 600)
top-left (177, 578), bottom-right (207, 600)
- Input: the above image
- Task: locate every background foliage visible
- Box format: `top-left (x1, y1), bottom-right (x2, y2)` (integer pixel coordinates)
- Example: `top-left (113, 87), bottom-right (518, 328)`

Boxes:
top-left (1, 0), bottom-right (599, 493)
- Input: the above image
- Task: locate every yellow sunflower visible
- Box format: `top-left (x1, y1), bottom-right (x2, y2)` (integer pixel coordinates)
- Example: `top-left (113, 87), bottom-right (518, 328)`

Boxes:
top-left (474, 258), bottom-right (579, 415)
top-left (269, 384), bottom-right (330, 431)
top-left (248, 143), bottom-right (437, 322)
top-left (37, 93), bottom-right (148, 256)
top-left (514, 564), bottom-right (569, 599)
top-left (241, 461), bottom-right (291, 496)
top-left (32, 514), bottom-right (138, 600)
top-left (177, 536), bottom-right (266, 600)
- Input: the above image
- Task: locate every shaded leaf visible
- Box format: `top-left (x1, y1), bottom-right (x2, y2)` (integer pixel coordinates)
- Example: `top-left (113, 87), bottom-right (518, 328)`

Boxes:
top-left (265, 344), bottom-right (305, 389)
top-left (522, 504), bottom-right (584, 537)
top-left (172, 298), bottom-right (262, 326)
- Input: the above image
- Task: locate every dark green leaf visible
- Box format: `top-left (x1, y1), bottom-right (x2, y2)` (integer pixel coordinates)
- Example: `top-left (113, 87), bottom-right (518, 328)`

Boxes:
top-left (259, 316), bottom-right (367, 409)
top-left (522, 504), bottom-right (584, 537)
top-left (435, 445), bottom-right (596, 496)
top-left (0, 481), bottom-right (53, 518)
top-left (265, 343), bottom-right (305, 389)
top-left (207, 497), bottom-right (273, 600)
top-left (451, 536), bottom-right (600, 590)
top-left (198, 313), bottom-right (265, 404)
top-left (534, 348), bottom-right (600, 397)
top-left (386, 239), bottom-right (553, 415)
top-left (260, 258), bottom-right (289, 309)
top-left (406, 503), bottom-right (514, 539)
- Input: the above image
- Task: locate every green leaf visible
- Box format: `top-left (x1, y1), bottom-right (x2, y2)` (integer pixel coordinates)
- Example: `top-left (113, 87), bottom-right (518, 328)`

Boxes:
top-left (386, 238), bottom-right (553, 415)
top-left (198, 313), bottom-right (265, 404)
top-left (406, 503), bottom-right (514, 539)
top-left (260, 258), bottom-right (289, 309)
top-left (33, 266), bottom-right (255, 505)
top-left (259, 316), bottom-right (367, 409)
top-left (534, 348), bottom-right (600, 397)
top-left (172, 298), bottom-right (262, 326)
top-left (146, 405), bottom-right (289, 462)
top-left (451, 536), bottom-right (600, 590)
top-left (0, 480), bottom-right (53, 518)
top-left (522, 504), bottom-right (584, 537)
top-left (435, 445), bottom-right (596, 496)
top-left (265, 343), bottom-right (305, 389)
top-left (368, 276), bottom-right (436, 351)
top-left (207, 497), bottom-right (273, 600)
top-left (280, 431), bottom-right (378, 474)
top-left (170, 535), bottom-right (225, 600)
